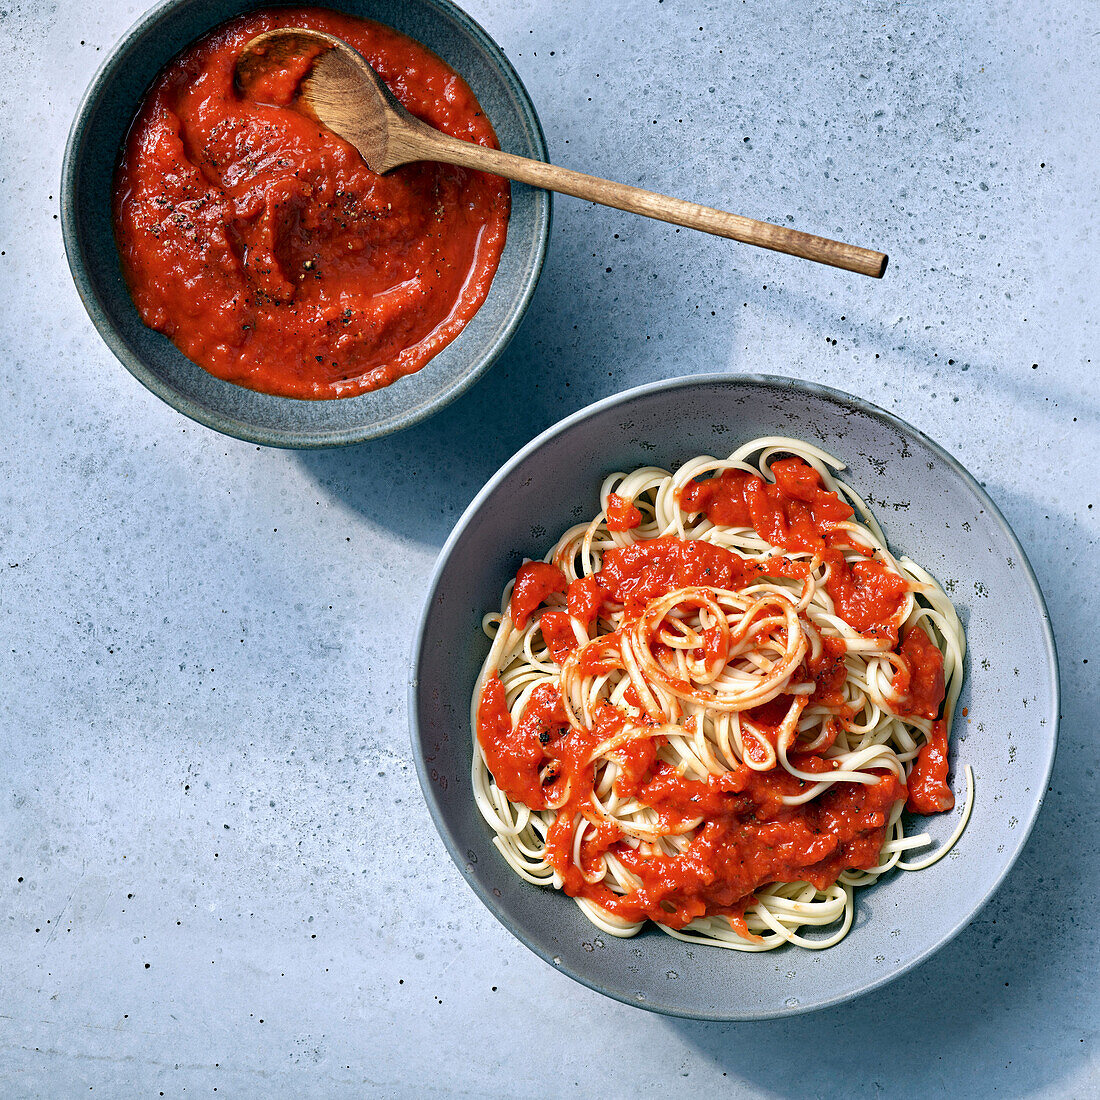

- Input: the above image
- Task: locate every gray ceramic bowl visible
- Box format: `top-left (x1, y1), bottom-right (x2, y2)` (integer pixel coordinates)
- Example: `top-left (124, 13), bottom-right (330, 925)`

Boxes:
top-left (410, 374), bottom-right (1059, 1019)
top-left (61, 0), bottom-right (549, 448)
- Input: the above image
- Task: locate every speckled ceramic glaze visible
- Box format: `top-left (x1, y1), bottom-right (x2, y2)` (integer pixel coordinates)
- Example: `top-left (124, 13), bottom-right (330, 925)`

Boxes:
top-left (61, 0), bottom-right (549, 447)
top-left (411, 374), bottom-right (1059, 1020)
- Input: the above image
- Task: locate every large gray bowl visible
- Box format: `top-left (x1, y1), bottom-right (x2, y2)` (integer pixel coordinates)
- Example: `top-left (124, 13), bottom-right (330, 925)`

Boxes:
top-left (410, 374), bottom-right (1059, 1019)
top-left (61, 0), bottom-right (549, 448)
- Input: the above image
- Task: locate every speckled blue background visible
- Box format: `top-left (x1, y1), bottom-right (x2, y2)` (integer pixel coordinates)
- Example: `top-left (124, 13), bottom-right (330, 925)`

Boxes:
top-left (2, 0), bottom-right (1096, 1096)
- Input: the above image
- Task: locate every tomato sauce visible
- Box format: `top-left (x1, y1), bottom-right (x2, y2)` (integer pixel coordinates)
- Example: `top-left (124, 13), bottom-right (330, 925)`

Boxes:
top-left (600, 768), bottom-right (906, 929)
top-left (566, 576), bottom-right (607, 629)
top-left (476, 677), bottom-right (572, 810)
top-left (538, 611), bottom-right (579, 662)
top-left (906, 721), bottom-right (954, 813)
top-left (599, 537), bottom-right (806, 615)
top-left (808, 634), bottom-right (849, 707)
top-left (606, 493), bottom-right (643, 531)
top-left (680, 458), bottom-right (907, 639)
top-left (891, 625), bottom-right (946, 719)
top-left (114, 8), bottom-right (510, 399)
top-left (679, 459), bottom-right (853, 541)
top-left (509, 561), bottom-right (567, 629)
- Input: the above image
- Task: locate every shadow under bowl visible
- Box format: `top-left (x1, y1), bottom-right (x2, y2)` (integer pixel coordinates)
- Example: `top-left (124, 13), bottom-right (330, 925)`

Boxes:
top-left (61, 0), bottom-right (550, 447)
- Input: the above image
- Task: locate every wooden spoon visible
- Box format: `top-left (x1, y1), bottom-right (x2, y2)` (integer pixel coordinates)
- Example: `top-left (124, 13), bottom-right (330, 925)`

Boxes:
top-left (236, 28), bottom-right (888, 278)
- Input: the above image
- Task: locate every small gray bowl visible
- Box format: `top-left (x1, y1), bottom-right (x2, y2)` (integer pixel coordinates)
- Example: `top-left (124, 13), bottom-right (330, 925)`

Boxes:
top-left (410, 374), bottom-right (1059, 1020)
top-left (61, 0), bottom-right (549, 448)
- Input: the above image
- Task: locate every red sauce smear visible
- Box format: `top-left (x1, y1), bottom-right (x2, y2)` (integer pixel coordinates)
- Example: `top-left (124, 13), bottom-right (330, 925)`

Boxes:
top-left (477, 456), bottom-right (957, 932)
top-left (599, 536), bottom-right (807, 616)
top-left (114, 8), bottom-right (510, 399)
top-left (606, 493), bottom-right (643, 531)
top-left (566, 576), bottom-right (607, 629)
top-left (509, 561), bottom-right (567, 629)
top-left (906, 722), bottom-right (954, 813)
top-left (679, 458), bottom-right (907, 639)
top-left (538, 611), bottom-right (579, 662)
top-left (891, 625), bottom-right (946, 719)
top-left (808, 634), bottom-right (849, 708)
top-left (476, 677), bottom-right (593, 811)
top-left (601, 767), bottom-right (906, 930)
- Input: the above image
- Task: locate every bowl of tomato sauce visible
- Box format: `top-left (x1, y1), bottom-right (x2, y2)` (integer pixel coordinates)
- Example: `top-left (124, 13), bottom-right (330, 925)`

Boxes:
top-left (62, 0), bottom-right (549, 446)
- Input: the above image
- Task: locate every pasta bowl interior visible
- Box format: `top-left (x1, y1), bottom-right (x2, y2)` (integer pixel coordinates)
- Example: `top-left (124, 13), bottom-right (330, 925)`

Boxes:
top-left (410, 374), bottom-right (1058, 1019)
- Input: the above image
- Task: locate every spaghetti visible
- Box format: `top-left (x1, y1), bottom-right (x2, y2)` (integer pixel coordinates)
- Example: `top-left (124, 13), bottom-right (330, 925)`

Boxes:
top-left (472, 436), bottom-right (969, 951)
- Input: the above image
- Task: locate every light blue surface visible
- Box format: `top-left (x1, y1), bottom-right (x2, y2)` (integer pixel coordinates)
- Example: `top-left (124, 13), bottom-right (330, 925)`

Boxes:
top-left (1, 0), bottom-right (1096, 1095)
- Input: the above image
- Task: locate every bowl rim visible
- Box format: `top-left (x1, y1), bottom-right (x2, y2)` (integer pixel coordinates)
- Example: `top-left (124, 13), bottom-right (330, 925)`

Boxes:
top-left (60, 0), bottom-right (551, 448)
top-left (408, 371), bottom-right (1061, 1020)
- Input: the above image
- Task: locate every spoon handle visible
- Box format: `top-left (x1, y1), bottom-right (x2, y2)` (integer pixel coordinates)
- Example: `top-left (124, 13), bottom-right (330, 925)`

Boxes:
top-left (394, 129), bottom-right (887, 278)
